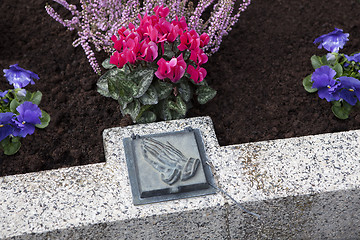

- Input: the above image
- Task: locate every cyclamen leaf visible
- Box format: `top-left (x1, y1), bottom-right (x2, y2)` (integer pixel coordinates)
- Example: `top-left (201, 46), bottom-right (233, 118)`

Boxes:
top-left (139, 86), bottom-right (158, 105)
top-left (128, 69), bottom-right (154, 98)
top-left (168, 96), bottom-right (187, 116)
top-left (108, 74), bottom-right (137, 101)
top-left (102, 58), bottom-right (116, 69)
top-left (97, 68), bottom-right (125, 98)
top-left (108, 77), bottom-right (120, 100)
top-left (170, 111), bottom-right (185, 120)
top-left (137, 111), bottom-right (157, 123)
top-left (121, 99), bottom-right (141, 122)
top-left (154, 79), bottom-right (173, 100)
top-left (97, 75), bottom-right (111, 98)
top-left (35, 110), bottom-right (51, 129)
top-left (303, 74), bottom-right (317, 93)
top-left (158, 99), bottom-right (172, 120)
top-left (118, 95), bottom-right (133, 109)
top-left (196, 85), bottom-right (217, 104)
top-left (178, 80), bottom-right (192, 102)
top-left (135, 105), bottom-right (152, 122)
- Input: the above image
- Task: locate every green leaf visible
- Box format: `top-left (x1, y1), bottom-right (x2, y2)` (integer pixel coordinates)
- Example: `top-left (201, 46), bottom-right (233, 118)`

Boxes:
top-left (10, 99), bottom-right (20, 113)
top-left (137, 110), bottom-right (157, 123)
top-left (303, 74), bottom-right (317, 93)
top-left (168, 95), bottom-right (187, 116)
top-left (97, 75), bottom-right (111, 98)
top-left (170, 111), bottom-right (185, 120)
top-left (331, 101), bottom-right (352, 119)
top-left (97, 68), bottom-right (126, 98)
top-left (311, 55), bottom-right (322, 69)
top-left (332, 63), bottom-right (343, 78)
top-left (178, 80), bottom-right (192, 102)
top-left (196, 85), bottom-right (217, 104)
top-left (35, 110), bottom-right (50, 129)
top-left (139, 86), bottom-right (158, 105)
top-left (31, 91), bottom-right (43, 105)
top-left (1, 137), bottom-right (21, 155)
top-left (128, 69), bottom-right (154, 98)
top-left (121, 99), bottom-right (141, 122)
top-left (158, 99), bottom-right (172, 120)
top-left (102, 58), bottom-right (116, 69)
top-left (135, 105), bottom-right (152, 122)
top-left (320, 55), bottom-right (330, 66)
top-left (154, 79), bottom-right (173, 100)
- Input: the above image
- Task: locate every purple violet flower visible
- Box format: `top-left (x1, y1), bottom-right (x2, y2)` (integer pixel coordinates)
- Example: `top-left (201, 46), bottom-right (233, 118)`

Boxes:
top-left (344, 53), bottom-right (360, 63)
top-left (13, 101), bottom-right (42, 138)
top-left (0, 90), bottom-right (9, 103)
top-left (0, 91), bottom-right (8, 98)
top-left (313, 28), bottom-right (349, 53)
top-left (338, 76), bottom-right (360, 106)
top-left (3, 64), bottom-right (39, 89)
top-left (0, 112), bottom-right (15, 141)
top-left (311, 66), bottom-right (341, 101)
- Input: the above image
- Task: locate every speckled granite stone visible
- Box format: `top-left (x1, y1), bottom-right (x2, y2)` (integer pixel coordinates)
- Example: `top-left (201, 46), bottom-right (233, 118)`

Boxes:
top-left (0, 117), bottom-right (226, 239)
top-left (1, 116), bottom-right (360, 239)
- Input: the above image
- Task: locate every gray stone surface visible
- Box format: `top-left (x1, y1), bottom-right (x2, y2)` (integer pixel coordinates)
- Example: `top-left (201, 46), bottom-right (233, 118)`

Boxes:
top-left (1, 116), bottom-right (360, 239)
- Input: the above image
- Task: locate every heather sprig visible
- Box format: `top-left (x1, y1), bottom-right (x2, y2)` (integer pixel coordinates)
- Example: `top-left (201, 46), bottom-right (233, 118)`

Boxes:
top-left (1, 65), bottom-right (50, 155)
top-left (45, 0), bottom-right (251, 74)
top-left (303, 28), bottom-right (360, 119)
top-left (97, 6), bottom-right (216, 123)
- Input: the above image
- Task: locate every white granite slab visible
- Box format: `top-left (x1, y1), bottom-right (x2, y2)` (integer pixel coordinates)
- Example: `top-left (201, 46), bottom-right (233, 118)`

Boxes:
top-left (1, 116), bottom-right (359, 239)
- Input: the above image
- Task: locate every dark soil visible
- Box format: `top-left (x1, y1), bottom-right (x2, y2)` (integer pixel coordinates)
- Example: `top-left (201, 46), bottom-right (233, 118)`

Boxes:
top-left (1, 0), bottom-right (360, 177)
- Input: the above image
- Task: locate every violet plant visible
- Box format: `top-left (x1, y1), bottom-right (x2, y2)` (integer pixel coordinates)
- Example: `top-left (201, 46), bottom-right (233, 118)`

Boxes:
top-left (0, 65), bottom-right (50, 155)
top-left (45, 0), bottom-right (251, 75)
top-left (97, 6), bottom-right (216, 123)
top-left (303, 28), bottom-right (360, 119)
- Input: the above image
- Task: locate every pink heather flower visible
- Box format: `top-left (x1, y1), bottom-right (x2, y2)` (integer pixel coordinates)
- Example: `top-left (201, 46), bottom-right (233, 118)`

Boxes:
top-left (178, 29), bottom-right (200, 51)
top-left (155, 54), bottom-right (187, 83)
top-left (140, 40), bottom-right (158, 62)
top-left (200, 33), bottom-right (210, 48)
top-left (109, 51), bottom-right (127, 68)
top-left (187, 65), bottom-right (207, 84)
top-left (190, 48), bottom-right (208, 66)
top-left (153, 5), bottom-right (170, 18)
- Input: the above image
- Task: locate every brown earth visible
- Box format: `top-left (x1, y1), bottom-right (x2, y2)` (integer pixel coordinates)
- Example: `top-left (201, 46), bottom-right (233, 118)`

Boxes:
top-left (1, 0), bottom-right (360, 176)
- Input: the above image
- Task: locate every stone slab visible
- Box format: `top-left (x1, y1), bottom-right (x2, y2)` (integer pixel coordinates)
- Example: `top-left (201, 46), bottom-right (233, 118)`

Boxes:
top-left (0, 116), bottom-right (360, 239)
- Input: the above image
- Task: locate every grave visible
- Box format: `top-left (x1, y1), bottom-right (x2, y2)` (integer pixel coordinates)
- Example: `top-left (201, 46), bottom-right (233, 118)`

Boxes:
top-left (0, 116), bottom-right (359, 239)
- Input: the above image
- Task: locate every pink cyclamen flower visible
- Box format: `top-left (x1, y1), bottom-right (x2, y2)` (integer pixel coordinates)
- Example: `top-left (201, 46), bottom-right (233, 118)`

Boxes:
top-left (109, 51), bottom-right (127, 68)
top-left (200, 33), bottom-right (210, 48)
top-left (155, 54), bottom-right (187, 83)
top-left (178, 29), bottom-right (200, 51)
top-left (140, 40), bottom-right (158, 62)
top-left (153, 5), bottom-right (170, 18)
top-left (190, 48), bottom-right (208, 66)
top-left (187, 65), bottom-right (207, 84)
top-left (171, 16), bottom-right (188, 32)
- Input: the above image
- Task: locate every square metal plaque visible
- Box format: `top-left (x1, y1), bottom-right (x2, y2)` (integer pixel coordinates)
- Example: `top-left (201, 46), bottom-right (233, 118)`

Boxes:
top-left (123, 128), bottom-right (217, 205)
